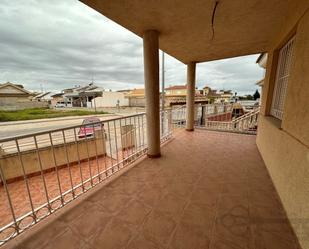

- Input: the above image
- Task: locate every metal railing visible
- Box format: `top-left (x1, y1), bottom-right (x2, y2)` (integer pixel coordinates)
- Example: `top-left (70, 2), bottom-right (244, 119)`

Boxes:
top-left (171, 103), bottom-right (259, 134)
top-left (0, 111), bottom-right (172, 245)
top-left (204, 107), bottom-right (259, 134)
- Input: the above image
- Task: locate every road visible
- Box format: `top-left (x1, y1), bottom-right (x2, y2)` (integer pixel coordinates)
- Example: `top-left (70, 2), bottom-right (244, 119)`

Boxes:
top-left (0, 115), bottom-right (121, 139)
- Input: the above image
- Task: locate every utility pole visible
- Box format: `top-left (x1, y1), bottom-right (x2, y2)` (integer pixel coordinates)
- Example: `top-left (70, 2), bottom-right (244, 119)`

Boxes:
top-left (161, 51), bottom-right (165, 136)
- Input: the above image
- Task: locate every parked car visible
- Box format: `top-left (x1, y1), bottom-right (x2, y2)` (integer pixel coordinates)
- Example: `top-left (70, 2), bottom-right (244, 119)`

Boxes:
top-left (55, 102), bottom-right (66, 108)
top-left (78, 117), bottom-right (103, 138)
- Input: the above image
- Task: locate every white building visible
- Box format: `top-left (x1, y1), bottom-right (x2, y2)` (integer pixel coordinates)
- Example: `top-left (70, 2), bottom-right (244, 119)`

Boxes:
top-left (92, 91), bottom-right (128, 108)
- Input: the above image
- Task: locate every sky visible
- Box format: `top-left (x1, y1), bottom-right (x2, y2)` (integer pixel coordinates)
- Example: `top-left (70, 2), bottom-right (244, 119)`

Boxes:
top-left (0, 0), bottom-right (264, 95)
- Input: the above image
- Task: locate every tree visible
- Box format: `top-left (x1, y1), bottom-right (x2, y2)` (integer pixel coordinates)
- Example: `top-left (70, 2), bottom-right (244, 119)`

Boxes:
top-left (253, 90), bottom-right (260, 100)
top-left (246, 95), bottom-right (254, 100)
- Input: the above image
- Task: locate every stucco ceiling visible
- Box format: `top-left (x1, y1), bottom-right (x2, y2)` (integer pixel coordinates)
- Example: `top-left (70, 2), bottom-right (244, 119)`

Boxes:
top-left (80, 0), bottom-right (291, 64)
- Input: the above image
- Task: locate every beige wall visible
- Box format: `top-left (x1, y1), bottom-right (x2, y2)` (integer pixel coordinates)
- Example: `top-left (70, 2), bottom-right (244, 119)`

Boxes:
top-left (0, 97), bottom-right (48, 110)
top-left (257, 4), bottom-right (309, 248)
top-left (0, 96), bottom-right (30, 105)
top-left (165, 89), bottom-right (187, 96)
top-left (92, 92), bottom-right (129, 107)
top-left (128, 97), bottom-right (145, 107)
top-left (1, 134), bottom-right (106, 181)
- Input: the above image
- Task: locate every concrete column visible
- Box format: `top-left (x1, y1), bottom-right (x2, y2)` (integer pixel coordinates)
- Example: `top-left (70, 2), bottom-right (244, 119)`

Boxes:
top-left (143, 30), bottom-right (161, 158)
top-left (186, 62), bottom-right (196, 131)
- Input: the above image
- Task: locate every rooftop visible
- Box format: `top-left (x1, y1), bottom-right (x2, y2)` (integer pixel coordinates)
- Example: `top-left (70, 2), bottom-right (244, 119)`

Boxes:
top-left (165, 85), bottom-right (187, 90)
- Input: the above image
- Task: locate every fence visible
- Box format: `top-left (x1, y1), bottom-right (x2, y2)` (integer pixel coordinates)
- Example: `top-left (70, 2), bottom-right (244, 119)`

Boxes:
top-left (171, 103), bottom-right (259, 134)
top-left (0, 111), bottom-right (172, 245)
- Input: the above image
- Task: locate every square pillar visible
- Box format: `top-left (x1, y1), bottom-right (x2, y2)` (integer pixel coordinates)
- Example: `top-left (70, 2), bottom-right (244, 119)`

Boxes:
top-left (143, 30), bottom-right (161, 158)
top-left (186, 62), bottom-right (196, 131)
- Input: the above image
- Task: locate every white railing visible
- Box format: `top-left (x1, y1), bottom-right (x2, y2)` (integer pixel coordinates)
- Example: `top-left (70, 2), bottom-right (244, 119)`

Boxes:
top-left (0, 111), bottom-right (172, 245)
top-left (171, 104), bottom-right (259, 134)
top-left (204, 107), bottom-right (260, 134)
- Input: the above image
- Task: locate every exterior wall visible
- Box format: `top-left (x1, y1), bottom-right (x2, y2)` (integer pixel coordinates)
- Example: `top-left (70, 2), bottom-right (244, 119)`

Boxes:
top-left (165, 89), bottom-right (187, 96)
top-left (257, 4), bottom-right (309, 248)
top-left (0, 96), bottom-right (30, 105)
top-left (0, 132), bottom-right (106, 181)
top-left (93, 92), bottom-right (129, 107)
top-left (128, 97), bottom-right (145, 107)
top-left (0, 97), bottom-right (48, 110)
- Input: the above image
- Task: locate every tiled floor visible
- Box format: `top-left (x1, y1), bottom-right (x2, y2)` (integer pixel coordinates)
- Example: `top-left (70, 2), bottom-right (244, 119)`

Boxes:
top-left (4, 130), bottom-right (300, 249)
top-left (0, 155), bottom-right (117, 228)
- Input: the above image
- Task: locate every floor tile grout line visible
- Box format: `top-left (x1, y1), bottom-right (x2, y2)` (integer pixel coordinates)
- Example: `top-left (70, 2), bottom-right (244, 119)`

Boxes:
top-left (164, 166), bottom-right (208, 249)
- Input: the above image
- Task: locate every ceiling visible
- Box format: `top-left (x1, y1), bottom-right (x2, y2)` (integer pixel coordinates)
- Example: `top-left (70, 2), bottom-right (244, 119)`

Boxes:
top-left (80, 0), bottom-right (292, 64)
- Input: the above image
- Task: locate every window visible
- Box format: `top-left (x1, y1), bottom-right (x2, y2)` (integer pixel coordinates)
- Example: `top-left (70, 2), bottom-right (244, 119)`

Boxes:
top-left (270, 36), bottom-right (295, 120)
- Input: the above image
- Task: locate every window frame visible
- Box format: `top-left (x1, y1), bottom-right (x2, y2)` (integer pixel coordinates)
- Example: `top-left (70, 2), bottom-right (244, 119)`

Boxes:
top-left (270, 36), bottom-right (295, 120)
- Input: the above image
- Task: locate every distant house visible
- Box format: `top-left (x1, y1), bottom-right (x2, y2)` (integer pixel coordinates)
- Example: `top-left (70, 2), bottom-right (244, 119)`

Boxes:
top-left (202, 86), bottom-right (221, 103)
top-left (218, 90), bottom-right (233, 103)
top-left (0, 82), bottom-right (47, 110)
top-left (62, 83), bottom-right (104, 108)
top-left (49, 93), bottom-right (63, 107)
top-left (0, 82), bottom-right (32, 106)
top-left (125, 89), bottom-right (145, 107)
top-left (32, 92), bottom-right (55, 103)
top-left (165, 84), bottom-right (207, 106)
top-left (202, 86), bottom-right (233, 103)
top-left (165, 85), bottom-right (187, 96)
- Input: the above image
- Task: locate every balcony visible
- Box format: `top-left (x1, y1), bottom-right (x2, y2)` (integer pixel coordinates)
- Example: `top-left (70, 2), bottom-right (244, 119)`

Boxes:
top-left (2, 128), bottom-right (300, 249)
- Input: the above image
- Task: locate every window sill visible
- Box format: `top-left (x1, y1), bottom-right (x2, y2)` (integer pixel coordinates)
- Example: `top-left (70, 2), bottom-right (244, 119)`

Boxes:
top-left (264, 115), bottom-right (282, 130)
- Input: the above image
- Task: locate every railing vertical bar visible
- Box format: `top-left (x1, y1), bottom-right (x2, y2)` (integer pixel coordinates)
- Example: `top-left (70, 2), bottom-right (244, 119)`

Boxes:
top-left (133, 116), bottom-right (139, 153)
top-left (61, 130), bottom-right (75, 198)
top-left (92, 124), bottom-right (101, 182)
top-left (124, 117), bottom-right (129, 159)
top-left (47, 133), bottom-right (64, 205)
top-left (15, 139), bottom-right (36, 219)
top-left (84, 129), bottom-right (94, 187)
top-left (129, 116), bottom-right (135, 156)
top-left (33, 136), bottom-right (51, 212)
top-left (141, 114), bottom-right (145, 148)
top-left (137, 115), bottom-right (142, 151)
top-left (73, 128), bottom-right (85, 192)
top-left (119, 118), bottom-right (125, 162)
top-left (106, 121), bottom-right (114, 172)
top-left (100, 123), bottom-right (108, 178)
top-left (0, 160), bottom-right (19, 234)
top-left (113, 120), bottom-right (119, 171)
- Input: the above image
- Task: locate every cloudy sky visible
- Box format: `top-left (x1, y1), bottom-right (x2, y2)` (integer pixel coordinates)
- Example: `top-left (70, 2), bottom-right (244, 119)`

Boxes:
top-left (0, 0), bottom-right (264, 95)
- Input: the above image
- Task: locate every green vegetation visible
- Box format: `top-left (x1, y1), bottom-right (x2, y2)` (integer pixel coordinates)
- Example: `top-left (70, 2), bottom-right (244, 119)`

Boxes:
top-left (0, 108), bottom-right (108, 122)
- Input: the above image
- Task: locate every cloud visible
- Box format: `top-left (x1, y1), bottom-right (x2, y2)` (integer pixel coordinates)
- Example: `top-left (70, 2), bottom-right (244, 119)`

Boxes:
top-left (0, 0), bottom-right (264, 95)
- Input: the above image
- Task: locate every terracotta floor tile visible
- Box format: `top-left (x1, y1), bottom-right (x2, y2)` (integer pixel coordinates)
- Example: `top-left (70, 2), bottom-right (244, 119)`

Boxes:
top-left (117, 199), bottom-right (152, 227)
top-left (44, 228), bottom-right (86, 249)
top-left (181, 202), bottom-right (216, 234)
top-left (168, 221), bottom-right (210, 249)
top-left (1, 130), bottom-right (300, 249)
top-left (126, 234), bottom-right (163, 249)
top-left (69, 204), bottom-right (112, 242)
top-left (142, 210), bottom-right (177, 247)
top-left (90, 217), bottom-right (135, 249)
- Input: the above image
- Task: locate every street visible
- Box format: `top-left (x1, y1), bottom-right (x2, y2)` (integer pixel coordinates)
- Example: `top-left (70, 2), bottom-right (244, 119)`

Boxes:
top-left (0, 114), bottom-right (121, 139)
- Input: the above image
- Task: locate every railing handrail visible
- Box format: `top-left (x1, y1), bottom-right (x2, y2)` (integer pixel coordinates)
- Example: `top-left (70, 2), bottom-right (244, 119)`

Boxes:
top-left (232, 107), bottom-right (260, 123)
